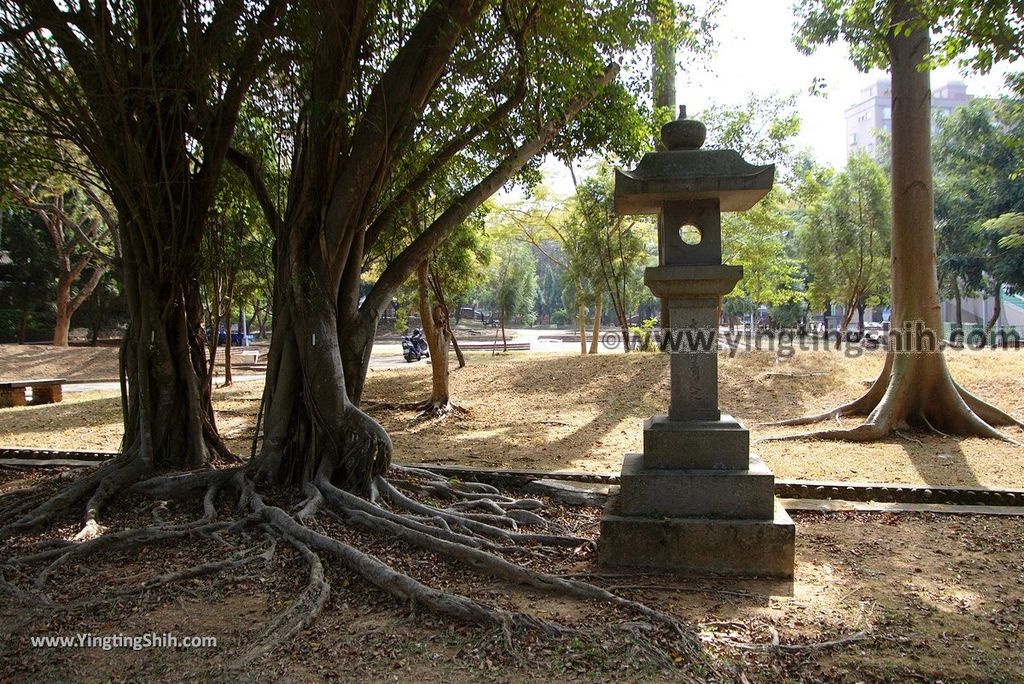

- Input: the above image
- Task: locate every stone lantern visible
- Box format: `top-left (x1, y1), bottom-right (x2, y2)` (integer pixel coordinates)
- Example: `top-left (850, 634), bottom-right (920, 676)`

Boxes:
top-left (598, 106), bottom-right (794, 578)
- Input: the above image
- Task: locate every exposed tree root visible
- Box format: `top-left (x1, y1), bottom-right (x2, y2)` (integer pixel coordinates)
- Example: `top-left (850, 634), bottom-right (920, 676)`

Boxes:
top-left (763, 353), bottom-right (1023, 445)
top-left (363, 398), bottom-right (469, 421)
top-left (0, 451), bottom-right (155, 539)
top-left (415, 399), bottom-right (469, 421)
top-left (232, 517), bottom-right (329, 669)
top-left (0, 462), bottom-right (735, 676)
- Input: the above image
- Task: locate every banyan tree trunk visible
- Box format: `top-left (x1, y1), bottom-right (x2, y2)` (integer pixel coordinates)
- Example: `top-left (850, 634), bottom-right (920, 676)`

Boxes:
top-left (118, 245), bottom-right (222, 471)
top-left (984, 285), bottom-right (1002, 342)
top-left (577, 300), bottom-right (587, 356)
top-left (252, 233), bottom-right (390, 496)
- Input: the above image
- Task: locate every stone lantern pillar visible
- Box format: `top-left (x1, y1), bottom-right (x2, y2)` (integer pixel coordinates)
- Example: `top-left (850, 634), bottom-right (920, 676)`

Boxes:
top-left (598, 107), bottom-right (795, 578)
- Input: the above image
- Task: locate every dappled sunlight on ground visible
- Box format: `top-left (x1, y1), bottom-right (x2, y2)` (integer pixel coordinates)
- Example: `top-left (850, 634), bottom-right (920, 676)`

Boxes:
top-left (0, 391), bottom-right (122, 451)
top-left (1, 348), bottom-right (1023, 488)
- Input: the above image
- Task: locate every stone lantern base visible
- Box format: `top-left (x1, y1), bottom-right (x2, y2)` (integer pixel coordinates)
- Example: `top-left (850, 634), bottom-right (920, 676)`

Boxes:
top-left (598, 416), bottom-right (795, 578)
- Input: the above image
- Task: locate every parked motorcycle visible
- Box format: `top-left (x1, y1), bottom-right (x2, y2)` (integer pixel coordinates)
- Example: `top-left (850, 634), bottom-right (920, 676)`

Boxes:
top-left (402, 329), bottom-right (430, 362)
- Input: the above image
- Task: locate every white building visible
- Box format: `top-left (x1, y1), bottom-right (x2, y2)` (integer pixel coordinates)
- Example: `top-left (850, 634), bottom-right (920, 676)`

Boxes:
top-left (845, 78), bottom-right (971, 159)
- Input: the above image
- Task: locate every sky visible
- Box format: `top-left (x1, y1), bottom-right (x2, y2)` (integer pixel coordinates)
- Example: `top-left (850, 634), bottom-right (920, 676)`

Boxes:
top-left (534, 0), bottom-right (1016, 196)
top-left (683, 0), bottom-right (1014, 169)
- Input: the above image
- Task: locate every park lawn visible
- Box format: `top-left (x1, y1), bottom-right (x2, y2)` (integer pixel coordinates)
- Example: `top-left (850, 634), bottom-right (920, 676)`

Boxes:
top-left (2, 347), bottom-right (1022, 488)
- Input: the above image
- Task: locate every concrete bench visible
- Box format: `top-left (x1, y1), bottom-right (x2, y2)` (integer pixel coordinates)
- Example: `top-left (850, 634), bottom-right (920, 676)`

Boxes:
top-left (238, 349), bottom-right (263, 364)
top-left (0, 379), bottom-right (66, 408)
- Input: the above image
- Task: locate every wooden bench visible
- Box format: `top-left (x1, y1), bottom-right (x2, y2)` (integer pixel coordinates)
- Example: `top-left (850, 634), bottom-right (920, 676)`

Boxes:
top-left (456, 341), bottom-right (531, 352)
top-left (0, 379), bottom-right (66, 408)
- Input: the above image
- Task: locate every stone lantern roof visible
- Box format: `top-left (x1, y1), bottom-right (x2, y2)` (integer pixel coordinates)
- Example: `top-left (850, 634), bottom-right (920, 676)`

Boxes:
top-left (613, 106), bottom-right (776, 215)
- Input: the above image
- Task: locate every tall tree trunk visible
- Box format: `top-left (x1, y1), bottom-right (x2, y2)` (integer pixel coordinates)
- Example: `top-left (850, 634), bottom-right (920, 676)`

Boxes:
top-left (18, 309), bottom-right (28, 345)
top-left (429, 271), bottom-right (465, 368)
top-left (253, 240), bottom-right (390, 495)
top-left (777, 1), bottom-right (1020, 439)
top-left (90, 301), bottom-right (101, 346)
top-left (576, 282), bottom-right (587, 355)
top-left (619, 313), bottom-right (631, 354)
top-left (223, 278), bottom-right (236, 387)
top-left (589, 295), bottom-right (602, 354)
top-left (984, 284), bottom-right (1002, 342)
top-left (118, 219), bottom-right (226, 470)
top-left (856, 299), bottom-right (866, 332)
top-left (417, 262), bottom-right (453, 412)
top-left (651, 0), bottom-right (675, 329)
top-left (53, 273), bottom-right (73, 346)
top-left (952, 276), bottom-right (963, 343)
top-left (838, 300), bottom-right (855, 346)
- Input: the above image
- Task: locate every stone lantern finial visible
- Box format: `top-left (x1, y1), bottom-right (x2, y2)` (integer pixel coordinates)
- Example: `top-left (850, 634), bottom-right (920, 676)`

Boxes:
top-left (661, 104), bottom-right (706, 151)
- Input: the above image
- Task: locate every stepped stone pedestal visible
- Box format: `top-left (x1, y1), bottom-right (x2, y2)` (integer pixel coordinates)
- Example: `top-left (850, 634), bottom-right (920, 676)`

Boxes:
top-left (597, 106), bottom-right (795, 578)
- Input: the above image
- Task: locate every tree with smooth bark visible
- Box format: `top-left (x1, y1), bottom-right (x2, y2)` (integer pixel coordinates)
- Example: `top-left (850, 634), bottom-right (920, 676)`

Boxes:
top-left (573, 167), bottom-right (651, 352)
top-left (202, 165), bottom-right (269, 387)
top-left (724, 190), bottom-right (802, 336)
top-left (0, 101), bottom-right (119, 347)
top-left (488, 240), bottom-right (538, 352)
top-left (509, 186), bottom-right (603, 355)
top-left (782, 0), bottom-right (1024, 440)
top-left (2, 179), bottom-right (116, 345)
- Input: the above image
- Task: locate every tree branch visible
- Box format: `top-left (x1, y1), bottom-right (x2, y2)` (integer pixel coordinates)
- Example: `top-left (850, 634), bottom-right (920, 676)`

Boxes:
top-left (322, 0), bottom-right (488, 253)
top-left (197, 0), bottom-right (288, 201)
top-left (225, 146), bottom-right (282, 235)
top-left (363, 7), bottom-right (533, 254)
top-left (359, 63), bottom-right (620, 322)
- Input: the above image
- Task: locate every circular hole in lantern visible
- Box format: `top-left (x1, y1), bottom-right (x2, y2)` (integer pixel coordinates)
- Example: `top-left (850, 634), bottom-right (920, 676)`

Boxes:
top-left (678, 223), bottom-right (702, 245)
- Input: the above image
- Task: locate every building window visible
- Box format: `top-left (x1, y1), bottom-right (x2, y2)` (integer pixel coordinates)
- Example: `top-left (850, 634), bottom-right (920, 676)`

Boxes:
top-left (882, 107), bottom-right (891, 119)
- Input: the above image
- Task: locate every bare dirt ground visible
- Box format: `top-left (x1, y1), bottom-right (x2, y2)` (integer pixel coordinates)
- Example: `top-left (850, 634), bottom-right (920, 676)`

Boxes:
top-left (1, 347), bottom-right (1023, 681)
top-left (0, 344), bottom-right (121, 382)
top-left (0, 343), bottom-right (265, 383)
top-left (3, 346), bottom-right (1021, 488)
top-left (1, 483), bottom-right (1021, 682)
